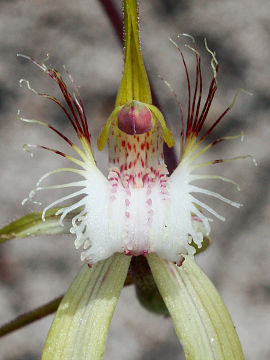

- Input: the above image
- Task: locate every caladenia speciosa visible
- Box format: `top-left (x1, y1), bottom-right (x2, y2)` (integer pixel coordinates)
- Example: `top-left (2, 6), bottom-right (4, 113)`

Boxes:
top-left (0, 0), bottom-right (252, 358)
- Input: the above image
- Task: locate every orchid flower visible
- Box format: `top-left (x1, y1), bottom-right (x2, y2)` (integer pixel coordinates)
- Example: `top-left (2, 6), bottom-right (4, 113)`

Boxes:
top-left (0, 0), bottom-right (249, 358)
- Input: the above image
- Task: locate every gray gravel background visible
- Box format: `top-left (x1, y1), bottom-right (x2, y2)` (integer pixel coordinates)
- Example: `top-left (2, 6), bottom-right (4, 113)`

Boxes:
top-left (0, 0), bottom-right (269, 359)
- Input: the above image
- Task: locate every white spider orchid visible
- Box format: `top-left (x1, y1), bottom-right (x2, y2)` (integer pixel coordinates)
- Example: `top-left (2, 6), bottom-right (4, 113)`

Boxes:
top-left (0, 0), bottom-right (249, 358)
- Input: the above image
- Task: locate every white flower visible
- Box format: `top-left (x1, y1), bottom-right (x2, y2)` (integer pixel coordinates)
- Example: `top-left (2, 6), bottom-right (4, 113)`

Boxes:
top-left (18, 36), bottom-right (249, 267)
top-left (10, 1), bottom-right (249, 358)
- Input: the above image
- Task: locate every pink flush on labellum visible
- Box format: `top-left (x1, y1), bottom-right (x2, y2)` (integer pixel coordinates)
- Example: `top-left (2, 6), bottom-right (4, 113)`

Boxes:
top-left (117, 101), bottom-right (153, 135)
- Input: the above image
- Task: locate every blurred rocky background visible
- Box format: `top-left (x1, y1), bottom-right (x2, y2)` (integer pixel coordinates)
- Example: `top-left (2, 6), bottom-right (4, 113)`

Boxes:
top-left (0, 0), bottom-right (269, 359)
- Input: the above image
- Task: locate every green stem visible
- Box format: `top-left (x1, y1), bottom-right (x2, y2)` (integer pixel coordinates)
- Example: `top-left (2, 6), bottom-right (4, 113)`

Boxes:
top-left (0, 295), bottom-right (63, 338)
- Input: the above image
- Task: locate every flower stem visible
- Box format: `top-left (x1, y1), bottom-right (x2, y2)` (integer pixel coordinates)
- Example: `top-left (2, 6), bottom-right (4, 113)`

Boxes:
top-left (0, 295), bottom-right (63, 338)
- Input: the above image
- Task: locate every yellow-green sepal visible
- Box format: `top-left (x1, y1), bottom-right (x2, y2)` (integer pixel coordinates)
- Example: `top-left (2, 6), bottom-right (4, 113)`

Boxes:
top-left (147, 254), bottom-right (244, 360)
top-left (42, 254), bottom-right (131, 360)
top-left (0, 207), bottom-right (80, 243)
top-left (115, 0), bottom-right (152, 106)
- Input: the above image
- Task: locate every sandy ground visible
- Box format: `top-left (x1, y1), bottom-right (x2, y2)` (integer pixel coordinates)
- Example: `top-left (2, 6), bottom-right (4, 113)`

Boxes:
top-left (0, 0), bottom-right (269, 359)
